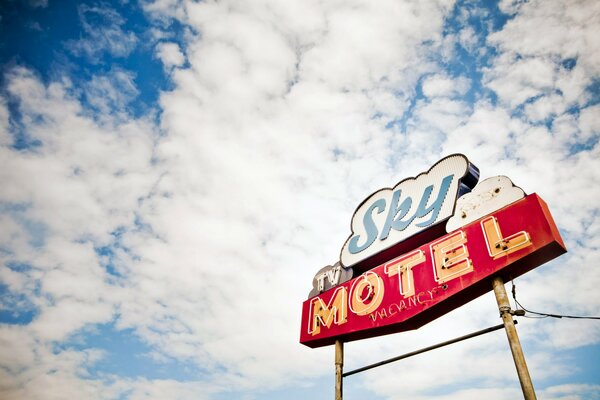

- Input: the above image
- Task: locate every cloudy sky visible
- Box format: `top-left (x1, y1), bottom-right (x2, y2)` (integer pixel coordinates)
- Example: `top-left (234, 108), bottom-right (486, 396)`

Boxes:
top-left (1, 0), bottom-right (599, 399)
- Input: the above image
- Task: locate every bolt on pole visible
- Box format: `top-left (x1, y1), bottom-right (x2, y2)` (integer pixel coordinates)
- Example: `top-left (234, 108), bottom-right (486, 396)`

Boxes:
top-left (492, 276), bottom-right (537, 400)
top-left (335, 340), bottom-right (343, 400)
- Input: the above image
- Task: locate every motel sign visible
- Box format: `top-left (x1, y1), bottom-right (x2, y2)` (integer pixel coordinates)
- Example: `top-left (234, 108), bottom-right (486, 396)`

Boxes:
top-left (300, 155), bottom-right (565, 347)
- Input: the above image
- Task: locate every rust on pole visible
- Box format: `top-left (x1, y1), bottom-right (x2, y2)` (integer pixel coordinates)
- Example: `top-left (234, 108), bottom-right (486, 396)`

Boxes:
top-left (335, 340), bottom-right (343, 400)
top-left (492, 276), bottom-right (537, 400)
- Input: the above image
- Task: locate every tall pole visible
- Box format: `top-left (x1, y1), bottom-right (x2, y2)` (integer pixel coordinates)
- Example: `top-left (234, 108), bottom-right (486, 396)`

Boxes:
top-left (335, 339), bottom-right (343, 400)
top-left (492, 276), bottom-right (537, 400)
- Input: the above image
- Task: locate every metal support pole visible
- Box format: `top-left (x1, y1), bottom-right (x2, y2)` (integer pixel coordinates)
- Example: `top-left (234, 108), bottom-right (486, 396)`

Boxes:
top-left (335, 340), bottom-right (343, 400)
top-left (343, 322), bottom-right (507, 377)
top-left (492, 276), bottom-right (537, 400)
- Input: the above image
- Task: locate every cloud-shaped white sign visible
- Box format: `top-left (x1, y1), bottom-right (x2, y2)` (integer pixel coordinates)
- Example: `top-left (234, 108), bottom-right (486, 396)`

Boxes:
top-left (340, 154), bottom-right (479, 268)
top-left (446, 176), bottom-right (525, 232)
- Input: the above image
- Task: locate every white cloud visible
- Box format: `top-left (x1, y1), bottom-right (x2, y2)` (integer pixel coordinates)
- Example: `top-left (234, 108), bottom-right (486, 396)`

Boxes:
top-left (66, 4), bottom-right (138, 62)
top-left (123, 379), bottom-right (218, 400)
top-left (579, 104), bottom-right (600, 141)
top-left (115, 0), bottom-right (460, 392)
top-left (2, 0), bottom-right (600, 399)
top-left (498, 0), bottom-right (525, 15)
top-left (458, 26), bottom-right (478, 52)
top-left (0, 65), bottom-right (158, 396)
top-left (442, 102), bottom-right (520, 162)
top-left (484, 55), bottom-right (557, 109)
top-left (523, 93), bottom-right (566, 122)
top-left (83, 68), bottom-right (140, 117)
top-left (0, 97), bottom-right (10, 146)
top-left (142, 0), bottom-right (186, 21)
top-left (155, 42), bottom-right (186, 69)
top-left (422, 74), bottom-right (470, 98)
top-left (541, 384), bottom-right (600, 400)
top-left (487, 0), bottom-right (600, 109)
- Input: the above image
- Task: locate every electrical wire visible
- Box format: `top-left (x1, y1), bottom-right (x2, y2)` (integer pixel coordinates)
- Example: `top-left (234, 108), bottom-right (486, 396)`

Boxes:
top-left (511, 281), bottom-right (600, 320)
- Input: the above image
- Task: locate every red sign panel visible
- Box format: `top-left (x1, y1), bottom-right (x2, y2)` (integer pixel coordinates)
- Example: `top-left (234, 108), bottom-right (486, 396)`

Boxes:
top-left (300, 194), bottom-right (566, 348)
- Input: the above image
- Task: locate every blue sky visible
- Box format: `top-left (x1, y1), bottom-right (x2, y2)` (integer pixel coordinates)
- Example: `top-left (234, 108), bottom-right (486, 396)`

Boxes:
top-left (1, 0), bottom-right (599, 399)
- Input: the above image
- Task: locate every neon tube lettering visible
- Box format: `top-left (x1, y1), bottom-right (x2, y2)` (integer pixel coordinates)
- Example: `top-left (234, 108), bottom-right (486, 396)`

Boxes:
top-left (481, 216), bottom-right (532, 259)
top-left (384, 250), bottom-right (426, 297)
top-left (308, 286), bottom-right (348, 336)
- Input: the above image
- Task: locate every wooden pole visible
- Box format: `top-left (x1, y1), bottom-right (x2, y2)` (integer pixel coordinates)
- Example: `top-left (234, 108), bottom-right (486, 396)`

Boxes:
top-left (492, 276), bottom-right (537, 400)
top-left (335, 339), bottom-right (343, 400)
